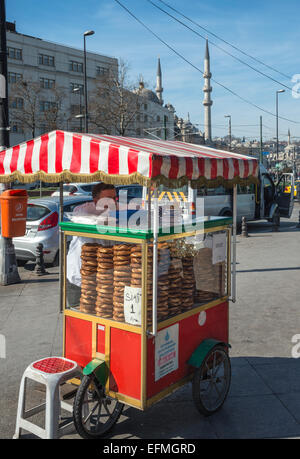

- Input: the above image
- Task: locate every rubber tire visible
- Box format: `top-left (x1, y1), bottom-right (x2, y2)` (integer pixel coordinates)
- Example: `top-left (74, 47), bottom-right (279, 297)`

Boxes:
top-left (52, 250), bottom-right (59, 267)
top-left (73, 374), bottom-right (124, 439)
top-left (192, 345), bottom-right (231, 417)
top-left (17, 259), bottom-right (28, 267)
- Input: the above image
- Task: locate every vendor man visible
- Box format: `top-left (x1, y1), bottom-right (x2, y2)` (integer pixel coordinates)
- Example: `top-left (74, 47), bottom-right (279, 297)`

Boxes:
top-left (66, 182), bottom-right (117, 307)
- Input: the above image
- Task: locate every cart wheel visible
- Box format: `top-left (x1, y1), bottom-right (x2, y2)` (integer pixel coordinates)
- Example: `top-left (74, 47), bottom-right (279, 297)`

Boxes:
top-left (73, 373), bottom-right (124, 439)
top-left (192, 344), bottom-right (231, 416)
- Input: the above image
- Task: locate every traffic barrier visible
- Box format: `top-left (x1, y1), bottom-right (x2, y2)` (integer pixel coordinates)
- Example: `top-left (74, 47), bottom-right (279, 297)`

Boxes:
top-left (241, 216), bottom-right (248, 237)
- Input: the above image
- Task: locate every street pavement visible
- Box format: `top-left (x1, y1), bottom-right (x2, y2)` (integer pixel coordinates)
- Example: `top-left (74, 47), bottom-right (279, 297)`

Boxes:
top-left (0, 203), bottom-right (300, 440)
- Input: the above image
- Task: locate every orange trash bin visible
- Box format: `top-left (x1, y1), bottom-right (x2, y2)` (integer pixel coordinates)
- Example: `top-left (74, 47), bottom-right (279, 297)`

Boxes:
top-left (0, 189), bottom-right (28, 238)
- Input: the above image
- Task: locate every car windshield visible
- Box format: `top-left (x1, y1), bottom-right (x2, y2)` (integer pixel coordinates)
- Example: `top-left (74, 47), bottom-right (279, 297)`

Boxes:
top-left (27, 204), bottom-right (50, 222)
top-left (80, 185), bottom-right (93, 192)
top-left (63, 185), bottom-right (77, 193)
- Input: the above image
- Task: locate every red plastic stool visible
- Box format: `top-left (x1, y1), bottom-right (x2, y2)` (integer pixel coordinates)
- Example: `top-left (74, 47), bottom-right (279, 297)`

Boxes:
top-left (13, 357), bottom-right (81, 439)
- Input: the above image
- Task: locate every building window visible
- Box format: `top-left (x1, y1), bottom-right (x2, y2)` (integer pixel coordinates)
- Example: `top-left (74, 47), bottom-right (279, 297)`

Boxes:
top-left (40, 77), bottom-right (55, 89)
top-left (136, 114), bottom-right (140, 122)
top-left (8, 72), bottom-right (22, 83)
top-left (39, 100), bottom-right (57, 112)
top-left (8, 47), bottom-right (22, 60)
top-left (38, 54), bottom-right (55, 67)
top-left (96, 66), bottom-right (109, 76)
top-left (69, 61), bottom-right (83, 73)
top-left (136, 128), bottom-right (141, 136)
top-left (70, 83), bottom-right (84, 94)
top-left (144, 104), bottom-right (148, 110)
top-left (144, 114), bottom-right (148, 122)
top-left (11, 123), bottom-right (24, 133)
top-left (10, 97), bottom-right (23, 109)
top-left (70, 104), bottom-right (81, 115)
top-left (157, 115), bottom-right (160, 122)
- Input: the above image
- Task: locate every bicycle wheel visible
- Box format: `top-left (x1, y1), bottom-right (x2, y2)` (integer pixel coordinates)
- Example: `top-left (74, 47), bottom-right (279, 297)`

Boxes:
top-left (73, 373), bottom-right (124, 439)
top-left (192, 344), bottom-right (231, 416)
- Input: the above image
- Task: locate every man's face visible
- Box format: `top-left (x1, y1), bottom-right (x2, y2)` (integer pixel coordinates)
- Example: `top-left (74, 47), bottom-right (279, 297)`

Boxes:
top-left (94, 188), bottom-right (118, 211)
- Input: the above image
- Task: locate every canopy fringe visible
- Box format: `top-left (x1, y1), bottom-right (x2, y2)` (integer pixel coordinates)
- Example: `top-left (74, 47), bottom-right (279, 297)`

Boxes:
top-left (0, 170), bottom-right (259, 189)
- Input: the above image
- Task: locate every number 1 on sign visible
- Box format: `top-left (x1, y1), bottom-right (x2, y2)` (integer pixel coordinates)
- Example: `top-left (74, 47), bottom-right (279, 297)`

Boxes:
top-left (124, 286), bottom-right (142, 325)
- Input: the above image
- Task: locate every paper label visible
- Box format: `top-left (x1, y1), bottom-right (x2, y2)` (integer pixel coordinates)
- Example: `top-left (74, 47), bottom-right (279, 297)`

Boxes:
top-left (155, 324), bottom-right (179, 381)
top-left (124, 286), bottom-right (142, 325)
top-left (212, 233), bottom-right (226, 264)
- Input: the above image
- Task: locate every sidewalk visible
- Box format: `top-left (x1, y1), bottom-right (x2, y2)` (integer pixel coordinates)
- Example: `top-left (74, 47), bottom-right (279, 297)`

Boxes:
top-left (0, 204), bottom-right (300, 439)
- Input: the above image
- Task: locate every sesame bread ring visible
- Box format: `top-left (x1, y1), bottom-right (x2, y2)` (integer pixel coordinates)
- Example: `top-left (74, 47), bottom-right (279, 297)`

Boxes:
top-left (82, 260), bottom-right (98, 267)
top-left (97, 267), bottom-right (113, 273)
top-left (113, 271), bottom-right (131, 278)
top-left (113, 280), bottom-right (130, 287)
top-left (95, 309), bottom-right (113, 315)
top-left (113, 304), bottom-right (124, 310)
top-left (81, 278), bottom-right (97, 286)
top-left (80, 265), bottom-right (97, 272)
top-left (81, 290), bottom-right (97, 297)
top-left (113, 255), bottom-right (130, 260)
top-left (96, 287), bottom-right (113, 294)
top-left (96, 279), bottom-right (113, 286)
top-left (97, 251), bottom-right (113, 258)
top-left (130, 258), bottom-right (142, 265)
top-left (95, 304), bottom-right (113, 311)
top-left (131, 280), bottom-right (142, 286)
top-left (97, 298), bottom-right (113, 305)
top-left (82, 243), bottom-right (101, 249)
top-left (98, 247), bottom-right (113, 254)
top-left (98, 263), bottom-right (113, 269)
top-left (114, 265), bottom-right (131, 275)
top-left (95, 311), bottom-right (112, 317)
top-left (81, 253), bottom-right (98, 260)
top-left (114, 244), bottom-right (131, 251)
top-left (81, 272), bottom-right (97, 279)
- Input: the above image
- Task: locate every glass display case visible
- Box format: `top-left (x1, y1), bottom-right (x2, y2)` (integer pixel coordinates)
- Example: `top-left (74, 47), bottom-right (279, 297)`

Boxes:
top-left (62, 217), bottom-right (231, 330)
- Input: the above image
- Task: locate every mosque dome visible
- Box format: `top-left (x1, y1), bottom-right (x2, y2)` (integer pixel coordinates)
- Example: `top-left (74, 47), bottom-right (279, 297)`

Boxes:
top-left (136, 81), bottom-right (160, 104)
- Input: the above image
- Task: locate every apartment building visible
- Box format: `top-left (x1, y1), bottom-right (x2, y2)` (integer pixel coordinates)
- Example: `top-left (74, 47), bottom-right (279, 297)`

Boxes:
top-left (6, 21), bottom-right (118, 146)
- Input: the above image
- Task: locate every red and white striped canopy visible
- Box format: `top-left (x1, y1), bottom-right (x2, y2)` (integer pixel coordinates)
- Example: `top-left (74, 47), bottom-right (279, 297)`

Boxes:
top-left (0, 130), bottom-right (258, 188)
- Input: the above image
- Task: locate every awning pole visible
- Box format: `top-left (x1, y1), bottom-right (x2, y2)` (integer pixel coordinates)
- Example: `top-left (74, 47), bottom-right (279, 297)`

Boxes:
top-left (231, 184), bottom-right (237, 303)
top-left (152, 186), bottom-right (158, 337)
top-left (59, 182), bottom-right (64, 313)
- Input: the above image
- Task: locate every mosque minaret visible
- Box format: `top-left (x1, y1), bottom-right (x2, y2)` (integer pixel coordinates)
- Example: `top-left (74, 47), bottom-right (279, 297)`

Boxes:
top-left (203, 39), bottom-right (213, 143)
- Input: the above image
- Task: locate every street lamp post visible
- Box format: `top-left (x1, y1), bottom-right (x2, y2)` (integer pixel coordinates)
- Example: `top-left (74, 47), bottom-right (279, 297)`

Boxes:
top-left (83, 30), bottom-right (95, 133)
top-left (224, 115), bottom-right (231, 150)
top-left (73, 87), bottom-right (83, 132)
top-left (276, 89), bottom-right (285, 161)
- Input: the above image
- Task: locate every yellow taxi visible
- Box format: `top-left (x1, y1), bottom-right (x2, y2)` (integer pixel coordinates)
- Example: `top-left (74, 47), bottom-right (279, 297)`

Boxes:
top-left (285, 180), bottom-right (300, 197)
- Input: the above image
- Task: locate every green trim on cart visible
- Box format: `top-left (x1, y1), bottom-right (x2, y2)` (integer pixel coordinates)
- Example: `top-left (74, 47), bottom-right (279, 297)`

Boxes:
top-left (60, 216), bottom-right (232, 240)
top-left (188, 338), bottom-right (231, 368)
top-left (83, 358), bottom-right (108, 386)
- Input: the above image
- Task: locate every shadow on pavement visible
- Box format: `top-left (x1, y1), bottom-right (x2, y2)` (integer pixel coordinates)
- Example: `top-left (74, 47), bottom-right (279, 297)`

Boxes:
top-left (69, 356), bottom-right (300, 440)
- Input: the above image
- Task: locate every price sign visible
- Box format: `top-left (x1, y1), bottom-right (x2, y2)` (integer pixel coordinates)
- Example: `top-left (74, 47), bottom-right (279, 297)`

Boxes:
top-left (124, 286), bottom-right (142, 325)
top-left (212, 233), bottom-right (226, 264)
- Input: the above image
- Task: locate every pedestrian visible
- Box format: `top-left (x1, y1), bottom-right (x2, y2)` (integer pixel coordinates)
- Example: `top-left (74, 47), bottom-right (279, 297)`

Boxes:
top-left (66, 182), bottom-right (118, 307)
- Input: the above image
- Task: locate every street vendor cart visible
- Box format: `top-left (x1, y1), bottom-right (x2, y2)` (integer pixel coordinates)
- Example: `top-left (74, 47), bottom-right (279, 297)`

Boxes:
top-left (0, 131), bottom-right (258, 439)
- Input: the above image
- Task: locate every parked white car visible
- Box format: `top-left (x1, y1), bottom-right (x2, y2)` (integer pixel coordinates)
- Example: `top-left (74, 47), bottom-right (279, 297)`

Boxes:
top-left (51, 182), bottom-right (99, 197)
top-left (13, 195), bottom-right (93, 266)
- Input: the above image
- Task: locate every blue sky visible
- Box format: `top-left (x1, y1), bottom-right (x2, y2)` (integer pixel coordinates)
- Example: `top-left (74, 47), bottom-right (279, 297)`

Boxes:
top-left (7, 0), bottom-right (300, 141)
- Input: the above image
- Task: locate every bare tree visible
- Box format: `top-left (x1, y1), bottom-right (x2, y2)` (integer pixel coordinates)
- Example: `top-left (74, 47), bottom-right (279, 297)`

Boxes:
top-left (9, 79), bottom-right (66, 138)
top-left (9, 80), bottom-right (41, 138)
top-left (39, 85), bottom-right (66, 132)
top-left (89, 60), bottom-right (144, 137)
